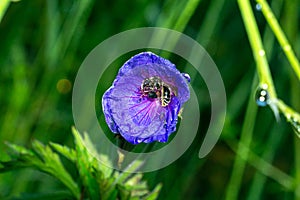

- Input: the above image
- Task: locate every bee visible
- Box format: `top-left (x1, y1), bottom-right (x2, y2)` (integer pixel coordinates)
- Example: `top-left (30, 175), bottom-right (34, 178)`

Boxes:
top-left (141, 76), bottom-right (172, 107)
top-left (161, 85), bottom-right (171, 107)
top-left (141, 76), bottom-right (161, 97)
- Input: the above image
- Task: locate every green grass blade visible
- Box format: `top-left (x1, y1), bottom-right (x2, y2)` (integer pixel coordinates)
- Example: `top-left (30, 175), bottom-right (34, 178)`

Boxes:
top-left (0, 0), bottom-right (10, 23)
top-left (225, 76), bottom-right (258, 200)
top-left (247, 124), bottom-right (285, 200)
top-left (256, 0), bottom-right (300, 81)
top-left (173, 0), bottom-right (201, 32)
top-left (237, 0), bottom-right (276, 98)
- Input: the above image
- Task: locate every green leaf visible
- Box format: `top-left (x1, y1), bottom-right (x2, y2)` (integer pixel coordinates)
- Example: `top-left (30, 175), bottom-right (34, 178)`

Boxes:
top-left (50, 142), bottom-right (76, 162)
top-left (1, 128), bottom-right (162, 200)
top-left (5, 142), bottom-right (35, 157)
top-left (30, 141), bottom-right (80, 199)
top-left (116, 184), bottom-right (131, 200)
top-left (9, 190), bottom-right (73, 200)
top-left (1, 141), bottom-right (80, 199)
top-left (1, 142), bottom-right (40, 170)
top-left (76, 127), bottom-right (113, 178)
top-left (141, 184), bottom-right (162, 200)
top-left (115, 159), bottom-right (144, 184)
top-left (0, 160), bottom-right (30, 172)
top-left (72, 127), bottom-right (101, 200)
top-left (100, 177), bottom-right (118, 200)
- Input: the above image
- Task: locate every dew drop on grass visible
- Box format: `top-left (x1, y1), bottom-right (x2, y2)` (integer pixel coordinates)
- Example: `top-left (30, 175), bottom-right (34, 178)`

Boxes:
top-left (283, 45), bottom-right (291, 52)
top-left (255, 86), bottom-right (269, 107)
top-left (290, 117), bottom-right (300, 137)
top-left (255, 3), bottom-right (262, 11)
top-left (258, 49), bottom-right (265, 56)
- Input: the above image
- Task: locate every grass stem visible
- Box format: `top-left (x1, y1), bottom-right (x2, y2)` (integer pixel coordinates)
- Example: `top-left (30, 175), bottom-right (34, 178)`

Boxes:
top-left (237, 0), bottom-right (276, 99)
top-left (256, 0), bottom-right (300, 81)
top-left (0, 0), bottom-right (10, 23)
top-left (225, 76), bottom-right (258, 200)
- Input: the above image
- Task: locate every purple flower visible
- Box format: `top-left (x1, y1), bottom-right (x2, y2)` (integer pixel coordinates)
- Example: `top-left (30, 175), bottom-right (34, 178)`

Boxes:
top-left (102, 52), bottom-right (190, 144)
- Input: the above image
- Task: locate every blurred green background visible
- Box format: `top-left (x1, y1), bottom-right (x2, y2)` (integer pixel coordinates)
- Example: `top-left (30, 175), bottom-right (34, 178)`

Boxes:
top-left (0, 0), bottom-right (299, 199)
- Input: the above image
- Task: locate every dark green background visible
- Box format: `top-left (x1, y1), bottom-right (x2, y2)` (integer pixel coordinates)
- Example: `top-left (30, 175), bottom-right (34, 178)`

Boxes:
top-left (0, 0), bottom-right (299, 199)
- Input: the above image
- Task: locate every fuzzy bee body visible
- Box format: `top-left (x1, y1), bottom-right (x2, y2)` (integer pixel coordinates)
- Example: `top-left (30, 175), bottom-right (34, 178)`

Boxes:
top-left (141, 76), bottom-right (172, 107)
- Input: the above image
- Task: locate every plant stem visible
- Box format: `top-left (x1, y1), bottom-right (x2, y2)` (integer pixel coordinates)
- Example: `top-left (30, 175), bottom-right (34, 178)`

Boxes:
top-left (0, 0), bottom-right (10, 23)
top-left (256, 0), bottom-right (300, 81)
top-left (225, 76), bottom-right (258, 200)
top-left (284, 0), bottom-right (300, 193)
top-left (226, 138), bottom-right (295, 190)
top-left (173, 0), bottom-right (201, 32)
top-left (237, 0), bottom-right (276, 99)
top-left (295, 136), bottom-right (300, 199)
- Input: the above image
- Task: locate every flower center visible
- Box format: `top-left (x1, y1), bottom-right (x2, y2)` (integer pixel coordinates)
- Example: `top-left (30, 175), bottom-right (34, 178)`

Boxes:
top-left (141, 76), bottom-right (172, 107)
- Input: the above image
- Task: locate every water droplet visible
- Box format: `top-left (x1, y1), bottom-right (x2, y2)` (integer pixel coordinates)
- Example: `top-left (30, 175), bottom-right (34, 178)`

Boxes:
top-left (182, 73), bottom-right (191, 83)
top-left (255, 86), bottom-right (270, 106)
top-left (135, 138), bottom-right (143, 143)
top-left (255, 3), bottom-right (262, 11)
top-left (283, 45), bottom-right (291, 51)
top-left (290, 117), bottom-right (300, 137)
top-left (259, 49), bottom-right (265, 56)
top-left (261, 83), bottom-right (268, 89)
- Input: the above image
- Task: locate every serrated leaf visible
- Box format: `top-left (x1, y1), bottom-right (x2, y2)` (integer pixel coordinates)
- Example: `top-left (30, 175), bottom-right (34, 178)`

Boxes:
top-left (0, 160), bottom-right (30, 172)
top-left (125, 173), bottom-right (143, 186)
top-left (50, 142), bottom-right (76, 162)
top-left (100, 177), bottom-right (119, 200)
top-left (1, 141), bottom-right (80, 199)
top-left (5, 142), bottom-right (35, 157)
top-left (78, 128), bottom-right (113, 178)
top-left (2, 143), bottom-right (41, 170)
top-left (141, 184), bottom-right (162, 200)
top-left (72, 127), bottom-right (101, 200)
top-left (117, 184), bottom-right (131, 200)
top-left (131, 188), bottom-right (149, 197)
top-left (115, 159), bottom-right (144, 184)
top-left (126, 181), bottom-right (148, 191)
top-left (30, 141), bottom-right (80, 199)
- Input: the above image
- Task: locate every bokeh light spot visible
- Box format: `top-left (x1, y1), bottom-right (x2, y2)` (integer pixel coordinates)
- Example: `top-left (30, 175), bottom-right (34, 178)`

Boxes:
top-left (57, 79), bottom-right (72, 94)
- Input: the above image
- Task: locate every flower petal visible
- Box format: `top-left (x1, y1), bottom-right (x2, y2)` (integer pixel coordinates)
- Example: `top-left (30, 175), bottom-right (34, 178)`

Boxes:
top-left (102, 52), bottom-right (190, 144)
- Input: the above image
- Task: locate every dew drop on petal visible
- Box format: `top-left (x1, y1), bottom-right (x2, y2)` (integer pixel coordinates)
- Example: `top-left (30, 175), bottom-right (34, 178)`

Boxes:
top-left (255, 86), bottom-right (269, 107)
top-left (182, 73), bottom-right (191, 83)
top-left (255, 3), bottom-right (262, 11)
top-left (136, 138), bottom-right (143, 144)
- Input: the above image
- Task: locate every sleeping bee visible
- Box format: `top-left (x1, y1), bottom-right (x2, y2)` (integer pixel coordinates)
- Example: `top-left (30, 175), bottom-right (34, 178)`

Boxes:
top-left (141, 76), bottom-right (172, 107)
